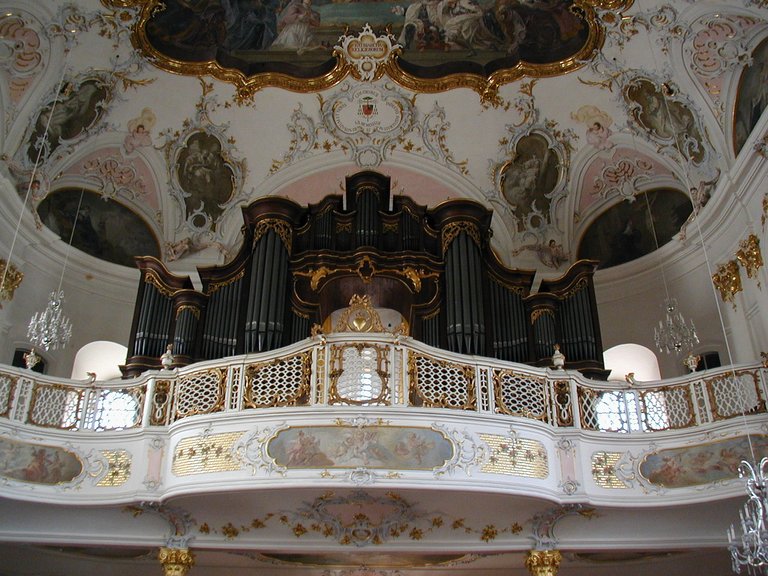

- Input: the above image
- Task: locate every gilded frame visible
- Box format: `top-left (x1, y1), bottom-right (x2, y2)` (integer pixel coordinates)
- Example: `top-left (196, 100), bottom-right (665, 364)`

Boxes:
top-left (111, 0), bottom-right (631, 101)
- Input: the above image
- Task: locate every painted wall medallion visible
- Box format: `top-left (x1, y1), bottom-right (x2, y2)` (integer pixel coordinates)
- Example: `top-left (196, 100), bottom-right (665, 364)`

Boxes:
top-left (0, 436), bottom-right (83, 484)
top-left (268, 425), bottom-right (453, 469)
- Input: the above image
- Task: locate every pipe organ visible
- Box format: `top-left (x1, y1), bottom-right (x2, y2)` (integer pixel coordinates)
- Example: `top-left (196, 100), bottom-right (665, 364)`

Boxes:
top-left (122, 171), bottom-right (606, 378)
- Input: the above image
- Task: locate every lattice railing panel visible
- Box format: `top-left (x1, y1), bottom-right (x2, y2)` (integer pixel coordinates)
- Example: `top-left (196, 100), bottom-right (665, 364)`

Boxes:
top-left (244, 352), bottom-right (310, 408)
top-left (0, 373), bottom-right (16, 418)
top-left (174, 369), bottom-right (226, 420)
top-left (408, 353), bottom-right (475, 410)
top-left (86, 386), bottom-right (145, 431)
top-left (28, 384), bottom-right (82, 429)
top-left (641, 391), bottom-right (669, 431)
top-left (662, 386), bottom-right (694, 429)
top-left (708, 371), bottom-right (763, 420)
top-left (493, 369), bottom-right (548, 421)
top-left (330, 344), bottom-right (390, 406)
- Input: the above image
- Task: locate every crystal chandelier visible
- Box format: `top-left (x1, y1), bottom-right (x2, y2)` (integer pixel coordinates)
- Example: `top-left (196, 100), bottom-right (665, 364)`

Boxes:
top-left (653, 297), bottom-right (699, 355)
top-left (27, 289), bottom-right (72, 351)
top-left (729, 457), bottom-right (768, 573)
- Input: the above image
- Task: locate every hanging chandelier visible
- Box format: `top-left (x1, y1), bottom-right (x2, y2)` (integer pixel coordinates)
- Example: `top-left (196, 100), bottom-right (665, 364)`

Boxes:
top-left (729, 457), bottom-right (768, 573)
top-left (653, 297), bottom-right (699, 355)
top-left (27, 289), bottom-right (72, 351)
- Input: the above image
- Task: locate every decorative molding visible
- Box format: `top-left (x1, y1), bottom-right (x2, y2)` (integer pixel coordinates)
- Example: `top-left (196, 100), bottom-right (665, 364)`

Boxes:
top-left (432, 424), bottom-right (488, 477)
top-left (0, 259), bottom-right (23, 308)
top-left (712, 260), bottom-right (742, 307)
top-left (233, 423), bottom-right (288, 477)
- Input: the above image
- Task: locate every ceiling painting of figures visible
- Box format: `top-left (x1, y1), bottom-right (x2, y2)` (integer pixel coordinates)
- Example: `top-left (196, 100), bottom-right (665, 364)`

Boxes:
top-left (124, 0), bottom-right (627, 95)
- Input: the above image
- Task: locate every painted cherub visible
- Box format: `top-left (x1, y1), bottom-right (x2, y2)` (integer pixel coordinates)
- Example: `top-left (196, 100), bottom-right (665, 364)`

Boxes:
top-left (571, 105), bottom-right (614, 151)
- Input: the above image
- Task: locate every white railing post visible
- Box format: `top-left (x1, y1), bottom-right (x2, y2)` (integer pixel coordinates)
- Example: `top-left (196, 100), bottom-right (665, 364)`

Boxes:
top-left (142, 376), bottom-right (156, 428)
top-left (569, 378), bottom-right (582, 429)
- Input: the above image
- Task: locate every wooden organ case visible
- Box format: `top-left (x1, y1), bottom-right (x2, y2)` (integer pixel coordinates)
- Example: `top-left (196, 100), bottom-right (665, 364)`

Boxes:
top-left (122, 171), bottom-right (606, 378)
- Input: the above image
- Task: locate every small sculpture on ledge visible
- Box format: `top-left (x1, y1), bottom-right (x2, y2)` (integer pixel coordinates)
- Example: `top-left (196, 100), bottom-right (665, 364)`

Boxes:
top-left (552, 344), bottom-right (565, 370)
top-left (160, 344), bottom-right (174, 370)
top-left (684, 352), bottom-right (701, 373)
top-left (23, 348), bottom-right (41, 370)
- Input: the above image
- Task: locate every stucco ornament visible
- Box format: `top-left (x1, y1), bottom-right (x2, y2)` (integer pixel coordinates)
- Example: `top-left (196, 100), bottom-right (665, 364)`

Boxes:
top-left (321, 80), bottom-right (415, 167)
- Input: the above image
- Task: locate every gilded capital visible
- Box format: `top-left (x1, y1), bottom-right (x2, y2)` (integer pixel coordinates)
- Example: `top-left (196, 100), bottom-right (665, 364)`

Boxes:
top-left (158, 547), bottom-right (195, 576)
top-left (525, 549), bottom-right (562, 576)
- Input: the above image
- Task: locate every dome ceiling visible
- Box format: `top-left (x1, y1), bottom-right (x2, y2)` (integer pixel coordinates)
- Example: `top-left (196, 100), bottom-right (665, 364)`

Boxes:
top-left (1, 0), bottom-right (766, 275)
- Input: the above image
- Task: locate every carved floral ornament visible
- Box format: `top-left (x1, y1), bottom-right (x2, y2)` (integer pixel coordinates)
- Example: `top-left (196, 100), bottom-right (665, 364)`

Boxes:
top-left (0, 259), bottom-right (23, 307)
top-left (712, 233), bottom-right (764, 306)
top-left (116, 0), bottom-right (631, 103)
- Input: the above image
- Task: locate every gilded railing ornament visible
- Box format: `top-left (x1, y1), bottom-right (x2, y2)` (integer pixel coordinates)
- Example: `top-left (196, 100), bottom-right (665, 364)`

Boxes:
top-left (525, 549), bottom-right (562, 576)
top-left (713, 260), bottom-right (743, 307)
top-left (0, 259), bottom-right (22, 308)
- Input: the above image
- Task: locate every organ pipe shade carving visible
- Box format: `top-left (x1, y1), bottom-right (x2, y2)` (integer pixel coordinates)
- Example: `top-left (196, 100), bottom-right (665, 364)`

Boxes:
top-left (122, 171), bottom-right (605, 379)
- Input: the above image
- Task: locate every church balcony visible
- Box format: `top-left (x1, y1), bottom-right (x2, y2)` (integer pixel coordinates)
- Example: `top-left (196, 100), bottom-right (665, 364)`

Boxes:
top-left (1, 332), bottom-right (766, 510)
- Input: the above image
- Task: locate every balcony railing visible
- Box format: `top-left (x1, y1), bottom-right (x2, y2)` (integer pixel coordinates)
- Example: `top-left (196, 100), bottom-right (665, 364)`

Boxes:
top-left (1, 333), bottom-right (765, 434)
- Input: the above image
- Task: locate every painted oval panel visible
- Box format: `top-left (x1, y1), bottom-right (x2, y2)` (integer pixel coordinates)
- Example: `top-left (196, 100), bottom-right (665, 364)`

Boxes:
top-left (269, 425), bottom-right (453, 469)
top-left (577, 189), bottom-right (693, 269)
top-left (734, 37), bottom-right (768, 154)
top-left (26, 78), bottom-right (109, 163)
top-left (0, 436), bottom-right (82, 484)
top-left (37, 189), bottom-right (160, 267)
top-left (639, 435), bottom-right (768, 489)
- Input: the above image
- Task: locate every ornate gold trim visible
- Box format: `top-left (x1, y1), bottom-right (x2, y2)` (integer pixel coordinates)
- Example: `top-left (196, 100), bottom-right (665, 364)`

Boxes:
top-left (28, 383), bottom-right (83, 430)
top-left (207, 269), bottom-right (245, 295)
top-left (705, 369), bottom-right (764, 421)
top-left (530, 308), bottom-right (555, 324)
top-left (294, 257), bottom-right (434, 293)
top-left (144, 269), bottom-right (176, 298)
top-left (150, 380), bottom-right (172, 426)
top-left (174, 368), bottom-right (227, 418)
top-left (712, 260), bottom-right (742, 305)
top-left (175, 304), bottom-right (200, 320)
top-left (121, 0), bottom-right (624, 103)
top-left (328, 343), bottom-right (391, 405)
top-left (407, 353), bottom-right (476, 410)
top-left (0, 259), bottom-right (23, 308)
top-left (334, 295), bottom-right (386, 333)
top-left (244, 352), bottom-right (312, 408)
top-left (441, 222), bottom-right (481, 254)
top-left (253, 218), bottom-right (293, 253)
top-left (525, 549), bottom-right (562, 576)
top-left (158, 547), bottom-right (195, 576)
top-left (492, 369), bottom-right (548, 420)
top-left (0, 373), bottom-right (18, 419)
top-left (736, 233), bottom-right (763, 283)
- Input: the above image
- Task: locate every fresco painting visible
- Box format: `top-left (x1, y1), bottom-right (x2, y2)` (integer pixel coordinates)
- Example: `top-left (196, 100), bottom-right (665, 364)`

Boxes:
top-left (177, 131), bottom-right (235, 225)
top-left (141, 0), bottom-right (592, 76)
top-left (26, 78), bottom-right (109, 163)
top-left (37, 189), bottom-right (160, 267)
top-left (625, 78), bottom-right (705, 164)
top-left (577, 189), bottom-right (693, 269)
top-left (639, 435), bottom-right (768, 489)
top-left (0, 436), bottom-right (82, 484)
top-left (500, 133), bottom-right (559, 230)
top-left (734, 37), bottom-right (768, 154)
top-left (269, 425), bottom-right (453, 469)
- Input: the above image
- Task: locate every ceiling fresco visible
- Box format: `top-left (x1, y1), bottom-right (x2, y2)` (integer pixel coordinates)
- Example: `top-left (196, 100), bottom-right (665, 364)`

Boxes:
top-left (0, 0), bottom-right (767, 275)
top-left (126, 0), bottom-right (626, 96)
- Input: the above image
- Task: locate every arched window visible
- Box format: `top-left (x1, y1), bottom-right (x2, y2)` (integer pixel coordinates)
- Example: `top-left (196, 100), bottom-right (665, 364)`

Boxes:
top-left (604, 343), bottom-right (661, 383)
top-left (71, 341), bottom-right (127, 381)
top-left (596, 344), bottom-right (663, 432)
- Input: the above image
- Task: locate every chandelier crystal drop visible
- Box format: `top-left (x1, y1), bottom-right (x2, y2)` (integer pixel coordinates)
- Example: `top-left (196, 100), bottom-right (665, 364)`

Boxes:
top-left (27, 290), bottom-right (72, 351)
top-left (653, 297), bottom-right (699, 355)
top-left (729, 457), bottom-right (768, 573)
